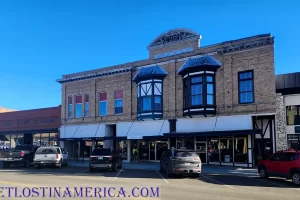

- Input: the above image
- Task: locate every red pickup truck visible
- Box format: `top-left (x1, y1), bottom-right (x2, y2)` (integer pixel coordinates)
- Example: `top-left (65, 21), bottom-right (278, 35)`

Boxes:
top-left (257, 149), bottom-right (300, 185)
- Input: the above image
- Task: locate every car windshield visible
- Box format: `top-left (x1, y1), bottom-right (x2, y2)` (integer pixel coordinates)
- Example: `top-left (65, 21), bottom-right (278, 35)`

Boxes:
top-left (14, 145), bottom-right (32, 151)
top-left (92, 148), bottom-right (111, 156)
top-left (35, 148), bottom-right (57, 154)
top-left (175, 151), bottom-right (198, 157)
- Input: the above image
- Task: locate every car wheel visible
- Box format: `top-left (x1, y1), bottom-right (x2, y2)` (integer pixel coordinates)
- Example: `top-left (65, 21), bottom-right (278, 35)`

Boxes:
top-left (166, 166), bottom-right (173, 178)
top-left (57, 160), bottom-right (62, 168)
top-left (89, 167), bottom-right (95, 172)
top-left (3, 162), bottom-right (10, 168)
top-left (112, 163), bottom-right (117, 172)
top-left (292, 172), bottom-right (300, 185)
top-left (259, 167), bottom-right (269, 179)
top-left (159, 164), bottom-right (163, 172)
top-left (23, 160), bottom-right (30, 168)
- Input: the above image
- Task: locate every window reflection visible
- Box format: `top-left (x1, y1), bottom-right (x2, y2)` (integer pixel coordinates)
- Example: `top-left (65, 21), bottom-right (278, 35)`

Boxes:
top-left (220, 136), bottom-right (233, 162)
top-left (286, 105), bottom-right (300, 125)
top-left (234, 137), bottom-right (248, 163)
top-left (208, 138), bottom-right (220, 162)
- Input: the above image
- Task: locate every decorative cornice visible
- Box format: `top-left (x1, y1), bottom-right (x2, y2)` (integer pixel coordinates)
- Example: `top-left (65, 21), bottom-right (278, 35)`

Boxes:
top-left (56, 67), bottom-right (133, 84)
top-left (148, 28), bottom-right (201, 50)
top-left (217, 37), bottom-right (274, 55)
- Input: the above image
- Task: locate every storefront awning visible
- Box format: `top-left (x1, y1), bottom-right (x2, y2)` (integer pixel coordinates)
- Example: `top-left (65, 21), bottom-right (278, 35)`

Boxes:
top-left (0, 135), bottom-right (9, 141)
top-left (103, 136), bottom-right (127, 140)
top-left (59, 137), bottom-right (104, 141)
top-left (163, 129), bottom-right (262, 137)
top-left (143, 135), bottom-right (165, 140)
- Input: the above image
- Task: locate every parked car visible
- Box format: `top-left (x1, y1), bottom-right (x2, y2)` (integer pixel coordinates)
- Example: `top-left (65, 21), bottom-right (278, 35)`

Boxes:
top-left (257, 149), bottom-right (300, 185)
top-left (89, 148), bottom-right (122, 172)
top-left (160, 149), bottom-right (201, 177)
top-left (33, 146), bottom-right (68, 168)
top-left (0, 145), bottom-right (39, 168)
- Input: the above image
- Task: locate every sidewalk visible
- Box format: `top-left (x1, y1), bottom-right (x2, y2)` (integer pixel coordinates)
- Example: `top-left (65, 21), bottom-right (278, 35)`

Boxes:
top-left (67, 160), bottom-right (258, 177)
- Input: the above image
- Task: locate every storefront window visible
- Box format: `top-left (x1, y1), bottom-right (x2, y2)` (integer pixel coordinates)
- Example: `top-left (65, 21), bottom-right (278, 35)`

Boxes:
top-left (208, 138), bottom-right (220, 162)
top-left (11, 134), bottom-right (24, 148)
top-left (33, 133), bottom-right (41, 146)
top-left (41, 133), bottom-right (50, 146)
top-left (0, 135), bottom-right (11, 150)
top-left (156, 140), bottom-right (168, 160)
top-left (287, 134), bottom-right (300, 150)
top-left (234, 137), bottom-right (248, 163)
top-left (138, 141), bottom-right (149, 160)
top-left (220, 136), bottom-right (233, 163)
top-left (176, 137), bottom-right (194, 149)
top-left (49, 133), bottom-right (58, 146)
top-left (117, 140), bottom-right (127, 160)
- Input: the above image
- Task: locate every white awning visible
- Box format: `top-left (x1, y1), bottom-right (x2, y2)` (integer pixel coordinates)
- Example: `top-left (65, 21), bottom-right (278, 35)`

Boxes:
top-left (117, 120), bottom-right (169, 139)
top-left (60, 124), bottom-right (105, 139)
top-left (176, 115), bottom-right (253, 133)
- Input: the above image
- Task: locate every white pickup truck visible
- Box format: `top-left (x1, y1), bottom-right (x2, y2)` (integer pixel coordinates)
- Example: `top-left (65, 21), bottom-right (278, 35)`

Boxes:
top-left (33, 146), bottom-right (68, 168)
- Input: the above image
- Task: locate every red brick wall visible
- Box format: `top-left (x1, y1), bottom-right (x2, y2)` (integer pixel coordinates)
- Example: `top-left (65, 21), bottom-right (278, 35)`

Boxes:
top-left (0, 106), bottom-right (61, 133)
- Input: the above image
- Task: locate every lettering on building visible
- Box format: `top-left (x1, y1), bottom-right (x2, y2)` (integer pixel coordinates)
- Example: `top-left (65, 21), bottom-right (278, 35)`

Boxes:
top-left (149, 30), bottom-right (199, 48)
top-left (153, 47), bottom-right (194, 59)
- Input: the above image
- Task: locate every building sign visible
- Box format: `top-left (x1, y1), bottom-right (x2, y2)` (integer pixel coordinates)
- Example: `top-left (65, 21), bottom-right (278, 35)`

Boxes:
top-left (0, 117), bottom-right (58, 129)
top-left (149, 30), bottom-right (199, 48)
top-left (295, 126), bottom-right (300, 133)
top-left (153, 47), bottom-right (194, 59)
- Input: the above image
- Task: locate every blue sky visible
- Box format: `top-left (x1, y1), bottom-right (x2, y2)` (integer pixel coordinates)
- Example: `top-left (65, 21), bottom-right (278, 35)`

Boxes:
top-left (0, 0), bottom-right (299, 110)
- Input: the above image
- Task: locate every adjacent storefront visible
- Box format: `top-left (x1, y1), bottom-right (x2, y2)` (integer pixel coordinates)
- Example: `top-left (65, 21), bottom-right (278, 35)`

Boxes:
top-left (0, 106), bottom-right (61, 150)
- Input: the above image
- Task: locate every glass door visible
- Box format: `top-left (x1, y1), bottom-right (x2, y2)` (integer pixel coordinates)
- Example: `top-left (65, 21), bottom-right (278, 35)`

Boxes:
top-left (138, 140), bottom-right (149, 160)
top-left (149, 141), bottom-right (156, 160)
top-left (196, 142), bottom-right (207, 163)
top-left (156, 140), bottom-right (168, 161)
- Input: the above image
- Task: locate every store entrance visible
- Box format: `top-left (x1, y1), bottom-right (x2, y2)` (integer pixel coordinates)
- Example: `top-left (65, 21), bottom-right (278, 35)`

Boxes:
top-left (195, 142), bottom-right (207, 164)
top-left (136, 139), bottom-right (168, 162)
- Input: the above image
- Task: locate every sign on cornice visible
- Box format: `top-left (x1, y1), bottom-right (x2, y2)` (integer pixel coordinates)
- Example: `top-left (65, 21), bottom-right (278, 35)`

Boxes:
top-left (153, 47), bottom-right (194, 59)
top-left (148, 29), bottom-right (200, 48)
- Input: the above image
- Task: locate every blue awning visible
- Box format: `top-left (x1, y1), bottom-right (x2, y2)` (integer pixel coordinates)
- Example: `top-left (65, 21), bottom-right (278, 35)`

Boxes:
top-left (133, 66), bottom-right (168, 82)
top-left (178, 55), bottom-right (222, 75)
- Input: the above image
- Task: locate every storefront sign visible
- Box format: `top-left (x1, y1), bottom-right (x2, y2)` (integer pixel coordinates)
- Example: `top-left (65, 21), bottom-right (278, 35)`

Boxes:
top-left (35, 117), bottom-right (58, 126)
top-left (153, 47), bottom-right (194, 59)
top-left (150, 30), bottom-right (198, 47)
top-left (295, 126), bottom-right (300, 133)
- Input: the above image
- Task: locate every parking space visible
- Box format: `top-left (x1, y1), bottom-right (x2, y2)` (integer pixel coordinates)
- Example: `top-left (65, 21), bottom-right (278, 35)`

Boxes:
top-left (0, 165), bottom-right (299, 200)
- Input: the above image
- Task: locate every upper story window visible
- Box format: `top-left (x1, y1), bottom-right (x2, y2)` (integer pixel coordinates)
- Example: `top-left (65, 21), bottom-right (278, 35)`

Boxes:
top-left (239, 70), bottom-right (254, 104)
top-left (75, 95), bottom-right (82, 118)
top-left (68, 96), bottom-right (73, 118)
top-left (133, 66), bottom-right (168, 120)
top-left (286, 105), bottom-right (300, 125)
top-left (99, 92), bottom-right (107, 116)
top-left (115, 90), bottom-right (123, 114)
top-left (178, 55), bottom-right (221, 117)
top-left (84, 94), bottom-right (89, 117)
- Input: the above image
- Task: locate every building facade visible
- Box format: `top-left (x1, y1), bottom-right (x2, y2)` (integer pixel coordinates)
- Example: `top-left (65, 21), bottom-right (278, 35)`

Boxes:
top-left (276, 72), bottom-right (300, 150)
top-left (0, 106), bottom-right (61, 149)
top-left (57, 28), bottom-right (277, 167)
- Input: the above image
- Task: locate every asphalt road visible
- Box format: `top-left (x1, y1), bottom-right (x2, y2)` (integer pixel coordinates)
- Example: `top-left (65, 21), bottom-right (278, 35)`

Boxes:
top-left (0, 165), bottom-right (299, 200)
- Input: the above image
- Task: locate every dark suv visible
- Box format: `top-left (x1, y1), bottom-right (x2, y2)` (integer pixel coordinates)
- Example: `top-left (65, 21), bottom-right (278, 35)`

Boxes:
top-left (258, 150), bottom-right (300, 185)
top-left (89, 148), bottom-right (122, 172)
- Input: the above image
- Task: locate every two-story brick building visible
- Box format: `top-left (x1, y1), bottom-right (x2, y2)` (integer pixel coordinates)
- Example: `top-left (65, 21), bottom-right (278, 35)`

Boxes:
top-left (57, 28), bottom-right (277, 167)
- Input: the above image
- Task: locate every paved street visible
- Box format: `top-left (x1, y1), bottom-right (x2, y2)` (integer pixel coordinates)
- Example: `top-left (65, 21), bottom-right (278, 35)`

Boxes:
top-left (0, 166), bottom-right (299, 200)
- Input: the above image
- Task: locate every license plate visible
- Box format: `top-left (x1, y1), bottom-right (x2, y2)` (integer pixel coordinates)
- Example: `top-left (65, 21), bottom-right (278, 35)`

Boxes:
top-left (185, 163), bottom-right (190, 165)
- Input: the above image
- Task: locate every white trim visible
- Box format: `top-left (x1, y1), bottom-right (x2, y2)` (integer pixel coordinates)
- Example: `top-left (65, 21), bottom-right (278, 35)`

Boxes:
top-left (153, 112), bottom-right (162, 115)
top-left (221, 162), bottom-right (234, 166)
top-left (189, 71), bottom-right (204, 75)
top-left (234, 163), bottom-right (248, 167)
top-left (205, 71), bottom-right (214, 74)
top-left (206, 108), bottom-right (215, 111)
top-left (183, 74), bottom-right (189, 79)
top-left (190, 108), bottom-right (204, 111)
top-left (139, 80), bottom-right (153, 84)
top-left (141, 113), bottom-right (152, 115)
top-left (153, 79), bottom-right (162, 82)
top-left (184, 110), bottom-right (189, 113)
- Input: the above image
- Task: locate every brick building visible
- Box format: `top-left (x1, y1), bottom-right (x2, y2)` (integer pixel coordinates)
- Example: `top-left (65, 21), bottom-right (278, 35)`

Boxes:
top-left (0, 106), bottom-right (61, 149)
top-left (57, 28), bottom-right (277, 167)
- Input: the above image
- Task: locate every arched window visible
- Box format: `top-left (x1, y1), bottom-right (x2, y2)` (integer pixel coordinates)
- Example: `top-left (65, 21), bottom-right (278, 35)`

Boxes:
top-left (133, 66), bottom-right (168, 120)
top-left (178, 55), bottom-right (221, 117)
